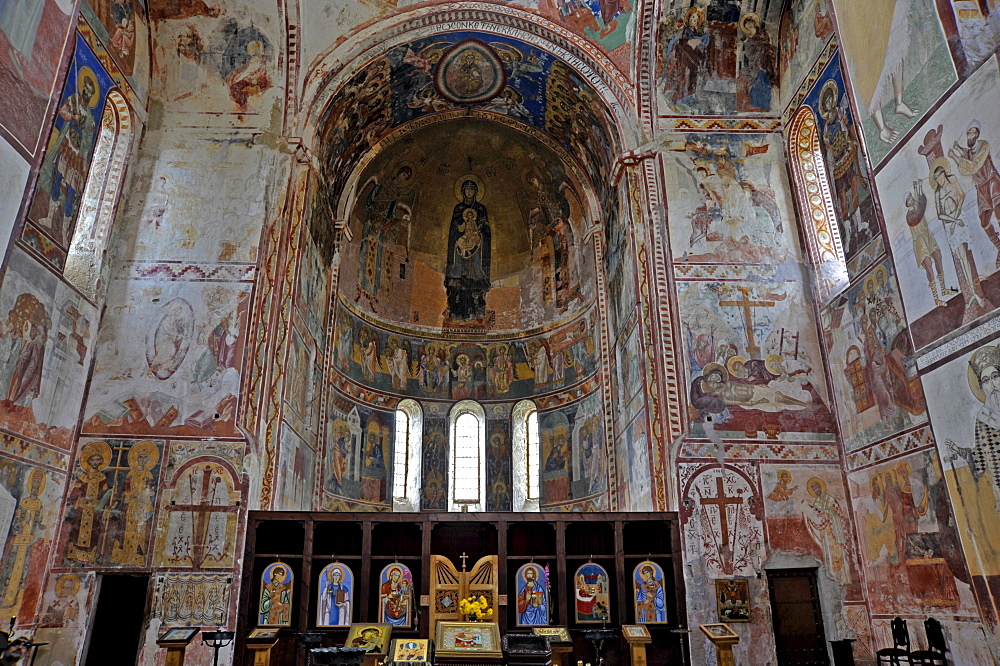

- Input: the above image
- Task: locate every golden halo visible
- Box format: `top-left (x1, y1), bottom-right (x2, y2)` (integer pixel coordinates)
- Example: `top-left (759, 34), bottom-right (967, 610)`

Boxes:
top-left (726, 355), bottom-right (747, 376)
top-left (702, 362), bottom-right (728, 382)
top-left (394, 160), bottom-right (416, 180)
top-left (766, 354), bottom-right (785, 376)
top-left (930, 157), bottom-right (953, 189)
top-left (777, 469), bottom-right (791, 482)
top-left (523, 167), bottom-right (548, 188)
top-left (268, 562), bottom-right (290, 581)
top-left (818, 81), bottom-right (839, 121)
top-left (80, 441), bottom-right (113, 471)
top-left (128, 440), bottom-right (160, 469)
top-left (385, 565), bottom-right (404, 578)
top-left (56, 573), bottom-right (81, 597)
top-left (76, 67), bottom-right (100, 108)
top-left (864, 275), bottom-right (877, 294)
top-left (684, 7), bottom-right (706, 27)
top-left (454, 174), bottom-right (486, 203)
top-left (27, 468), bottom-right (46, 494)
top-left (874, 265), bottom-right (888, 286)
top-left (806, 476), bottom-right (826, 497)
top-left (521, 563), bottom-right (543, 579)
top-left (739, 12), bottom-right (761, 35)
top-left (968, 359), bottom-right (989, 403)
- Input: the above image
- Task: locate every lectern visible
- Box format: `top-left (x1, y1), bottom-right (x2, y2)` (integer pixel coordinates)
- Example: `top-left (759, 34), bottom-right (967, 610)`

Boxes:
top-left (622, 625), bottom-right (651, 666)
top-left (699, 623), bottom-right (739, 666)
top-left (155, 628), bottom-right (199, 666)
top-left (246, 628), bottom-right (280, 666)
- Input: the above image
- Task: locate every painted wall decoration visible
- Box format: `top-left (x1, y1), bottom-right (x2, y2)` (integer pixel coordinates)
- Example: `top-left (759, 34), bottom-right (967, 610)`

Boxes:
top-left (633, 561), bottom-right (667, 623)
top-left (820, 261), bottom-right (926, 452)
top-left (715, 578), bottom-right (750, 621)
top-left (617, 408), bottom-right (651, 511)
top-left (338, 117), bottom-right (596, 333)
top-left (61, 438), bottom-right (163, 568)
top-left (419, 410), bottom-right (448, 511)
top-left (0, 462), bottom-right (64, 623)
top-left (333, 304), bottom-right (599, 401)
top-left (777, 0), bottom-right (833, 109)
top-left (876, 61), bottom-right (1000, 352)
top-left (0, 0), bottom-right (75, 155)
top-left (0, 249), bottom-right (98, 448)
top-left (83, 279), bottom-right (250, 438)
top-left (39, 573), bottom-right (86, 627)
top-left (153, 14), bottom-right (276, 117)
top-left (324, 395), bottom-right (395, 507)
top-left (155, 572), bottom-right (232, 627)
top-left (661, 133), bottom-right (795, 265)
top-left (847, 447), bottom-right (974, 616)
top-left (317, 562), bottom-right (353, 627)
top-left (79, 0), bottom-right (151, 105)
top-left (943, 2), bottom-right (1000, 72)
top-left (33, 570), bottom-right (95, 665)
top-left (835, 0), bottom-right (958, 167)
top-left (379, 563), bottom-right (414, 628)
top-left (801, 57), bottom-right (880, 275)
top-left (23, 34), bottom-right (115, 269)
top-left (276, 424), bottom-right (316, 511)
top-left (656, 3), bottom-right (779, 115)
top-left (680, 464), bottom-right (764, 578)
top-left (485, 413), bottom-right (513, 512)
top-left (312, 31), bottom-right (618, 236)
top-left (259, 561), bottom-right (293, 627)
top-left (152, 454), bottom-right (242, 569)
top-left (515, 563), bottom-right (548, 627)
top-left (539, 391), bottom-right (606, 507)
top-left (574, 562), bottom-right (610, 623)
top-left (678, 276), bottom-right (834, 439)
top-left (0, 139), bottom-right (30, 254)
top-left (924, 340), bottom-right (1000, 629)
top-left (760, 465), bottom-right (860, 594)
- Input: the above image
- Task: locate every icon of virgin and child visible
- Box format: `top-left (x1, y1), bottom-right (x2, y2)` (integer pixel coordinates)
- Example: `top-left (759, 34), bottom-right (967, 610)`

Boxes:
top-left (446, 177), bottom-right (492, 320)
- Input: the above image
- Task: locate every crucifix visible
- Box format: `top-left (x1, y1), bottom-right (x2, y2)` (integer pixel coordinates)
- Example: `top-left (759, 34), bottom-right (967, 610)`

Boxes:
top-left (460, 552), bottom-right (468, 571)
top-left (719, 286), bottom-right (774, 359)
top-left (699, 476), bottom-right (744, 555)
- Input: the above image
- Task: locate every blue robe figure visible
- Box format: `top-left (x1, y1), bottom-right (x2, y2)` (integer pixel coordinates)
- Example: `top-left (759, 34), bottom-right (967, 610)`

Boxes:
top-left (635, 563), bottom-right (666, 623)
top-left (516, 565), bottom-right (548, 626)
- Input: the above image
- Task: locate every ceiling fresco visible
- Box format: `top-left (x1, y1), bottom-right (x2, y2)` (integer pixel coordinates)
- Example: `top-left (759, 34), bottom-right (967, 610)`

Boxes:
top-left (311, 30), bottom-right (621, 244)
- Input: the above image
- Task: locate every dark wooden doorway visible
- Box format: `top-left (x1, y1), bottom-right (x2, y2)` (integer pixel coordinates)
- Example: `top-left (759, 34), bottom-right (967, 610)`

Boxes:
top-left (768, 569), bottom-right (829, 665)
top-left (84, 574), bottom-right (149, 665)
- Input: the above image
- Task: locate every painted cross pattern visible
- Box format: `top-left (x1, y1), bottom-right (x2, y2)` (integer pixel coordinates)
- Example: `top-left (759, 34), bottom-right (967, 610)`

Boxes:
top-left (718, 286), bottom-right (775, 359)
top-left (699, 475), bottom-right (744, 551)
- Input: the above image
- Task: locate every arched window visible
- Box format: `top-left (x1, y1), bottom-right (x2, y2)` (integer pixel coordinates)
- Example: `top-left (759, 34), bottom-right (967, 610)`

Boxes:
top-left (788, 105), bottom-right (847, 302)
top-left (449, 400), bottom-right (485, 512)
top-left (64, 89), bottom-right (134, 300)
top-left (392, 399), bottom-right (422, 511)
top-left (512, 400), bottom-right (540, 512)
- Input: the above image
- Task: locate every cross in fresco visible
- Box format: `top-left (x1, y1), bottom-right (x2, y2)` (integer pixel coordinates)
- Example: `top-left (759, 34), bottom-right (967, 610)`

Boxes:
top-left (718, 286), bottom-right (775, 359)
top-left (699, 476), bottom-right (744, 551)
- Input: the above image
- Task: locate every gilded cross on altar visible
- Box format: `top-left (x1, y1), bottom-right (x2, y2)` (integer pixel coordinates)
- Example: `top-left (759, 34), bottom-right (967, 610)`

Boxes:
top-left (699, 476), bottom-right (744, 551)
top-left (719, 286), bottom-right (774, 359)
top-left (460, 552), bottom-right (468, 571)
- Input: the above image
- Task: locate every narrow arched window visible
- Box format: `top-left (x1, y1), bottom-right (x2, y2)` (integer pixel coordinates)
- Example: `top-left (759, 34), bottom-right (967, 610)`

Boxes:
top-left (449, 400), bottom-right (485, 512)
top-left (512, 400), bottom-right (541, 512)
top-left (392, 399), bottom-right (422, 511)
top-left (64, 89), bottom-right (134, 300)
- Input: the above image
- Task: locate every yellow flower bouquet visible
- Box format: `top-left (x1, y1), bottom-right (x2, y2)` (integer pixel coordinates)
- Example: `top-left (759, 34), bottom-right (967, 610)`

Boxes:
top-left (457, 595), bottom-right (494, 621)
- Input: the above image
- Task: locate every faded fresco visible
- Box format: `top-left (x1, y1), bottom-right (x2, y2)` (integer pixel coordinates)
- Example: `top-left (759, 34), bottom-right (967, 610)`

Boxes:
top-left (777, 0), bottom-right (833, 109)
top-left (80, 0), bottom-right (151, 103)
top-left (152, 10), bottom-right (277, 119)
top-left (486, 409), bottom-right (513, 512)
top-left (0, 249), bottom-right (98, 448)
top-left (944, 1), bottom-right (1000, 73)
top-left (153, 452), bottom-right (242, 569)
top-left (678, 276), bottom-right (834, 439)
top-left (661, 133), bottom-right (796, 264)
top-left (333, 304), bottom-right (599, 401)
top-left (0, 462), bottom-right (64, 623)
top-left (876, 61), bottom-right (1000, 351)
top-left (419, 407), bottom-right (448, 511)
top-left (339, 117), bottom-right (595, 332)
top-left (820, 261), bottom-right (926, 451)
top-left (539, 390), bottom-right (606, 508)
top-left (847, 447), bottom-right (975, 616)
top-left (0, 139), bottom-right (30, 260)
top-left (33, 571), bottom-right (95, 664)
top-left (276, 424), bottom-right (316, 511)
top-left (802, 56), bottom-right (880, 277)
top-left (83, 279), bottom-right (250, 438)
top-left (760, 465), bottom-right (860, 595)
top-left (835, 0), bottom-right (958, 167)
top-left (60, 439), bottom-right (163, 569)
top-left (656, 2), bottom-right (780, 115)
top-left (23, 34), bottom-right (115, 272)
top-left (324, 395), bottom-right (395, 509)
top-left (924, 340), bottom-right (1000, 630)
top-left (154, 572), bottom-right (232, 627)
top-left (0, 0), bottom-right (75, 155)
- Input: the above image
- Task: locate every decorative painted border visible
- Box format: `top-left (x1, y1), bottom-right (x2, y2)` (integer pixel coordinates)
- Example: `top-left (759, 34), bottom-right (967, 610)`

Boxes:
top-left (844, 425), bottom-right (936, 472)
top-left (661, 118), bottom-right (783, 132)
top-left (119, 260), bottom-right (258, 283)
top-left (0, 432), bottom-right (71, 472)
top-left (916, 310), bottom-right (1000, 371)
top-left (782, 40), bottom-right (840, 125)
top-left (673, 264), bottom-right (780, 281)
top-left (679, 440), bottom-right (841, 462)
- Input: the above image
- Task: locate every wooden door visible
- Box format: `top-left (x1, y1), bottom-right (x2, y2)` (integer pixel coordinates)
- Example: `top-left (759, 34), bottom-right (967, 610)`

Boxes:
top-left (768, 569), bottom-right (829, 666)
top-left (428, 554), bottom-right (498, 638)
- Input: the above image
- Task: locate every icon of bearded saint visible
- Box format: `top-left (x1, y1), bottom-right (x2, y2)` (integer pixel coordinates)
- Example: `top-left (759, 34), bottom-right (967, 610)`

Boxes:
top-left (948, 345), bottom-right (1000, 511)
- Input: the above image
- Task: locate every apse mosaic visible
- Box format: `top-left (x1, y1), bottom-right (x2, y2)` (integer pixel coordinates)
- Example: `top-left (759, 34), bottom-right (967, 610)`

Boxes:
top-left (314, 31), bottom-right (619, 236)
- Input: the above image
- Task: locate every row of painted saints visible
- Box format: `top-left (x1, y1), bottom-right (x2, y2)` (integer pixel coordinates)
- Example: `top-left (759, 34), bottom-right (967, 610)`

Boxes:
top-left (257, 560), bottom-right (668, 627)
